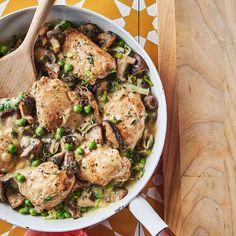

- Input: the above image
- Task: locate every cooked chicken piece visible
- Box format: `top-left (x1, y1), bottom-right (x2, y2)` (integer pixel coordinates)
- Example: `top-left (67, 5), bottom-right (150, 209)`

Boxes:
top-left (16, 162), bottom-right (75, 212)
top-left (63, 29), bottom-right (116, 84)
top-left (103, 92), bottom-right (146, 148)
top-left (79, 147), bottom-right (131, 186)
top-left (31, 76), bottom-right (84, 130)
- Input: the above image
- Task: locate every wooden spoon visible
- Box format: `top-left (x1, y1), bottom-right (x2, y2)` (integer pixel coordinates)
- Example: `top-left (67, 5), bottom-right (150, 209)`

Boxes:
top-left (0, 0), bottom-right (55, 98)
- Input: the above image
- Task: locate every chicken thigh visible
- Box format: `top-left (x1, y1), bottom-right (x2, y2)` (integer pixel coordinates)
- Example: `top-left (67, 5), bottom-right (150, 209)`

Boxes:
top-left (103, 92), bottom-right (146, 148)
top-left (31, 76), bottom-right (83, 130)
top-left (63, 29), bottom-right (116, 84)
top-left (16, 162), bottom-right (75, 212)
top-left (79, 147), bottom-right (131, 186)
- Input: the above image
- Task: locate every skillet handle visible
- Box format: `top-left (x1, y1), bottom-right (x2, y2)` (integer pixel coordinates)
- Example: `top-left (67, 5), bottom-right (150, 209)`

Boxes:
top-left (129, 196), bottom-right (175, 236)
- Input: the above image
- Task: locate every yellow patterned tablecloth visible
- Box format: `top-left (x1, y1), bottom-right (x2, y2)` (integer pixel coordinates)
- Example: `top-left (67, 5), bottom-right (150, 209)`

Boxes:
top-left (0, 1), bottom-right (161, 235)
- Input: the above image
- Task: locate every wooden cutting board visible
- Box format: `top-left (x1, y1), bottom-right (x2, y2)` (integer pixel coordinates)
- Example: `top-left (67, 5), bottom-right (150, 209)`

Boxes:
top-left (159, 0), bottom-right (236, 235)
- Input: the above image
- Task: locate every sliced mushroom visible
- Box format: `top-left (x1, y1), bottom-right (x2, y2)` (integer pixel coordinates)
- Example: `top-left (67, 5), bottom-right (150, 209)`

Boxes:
top-left (44, 49), bottom-right (60, 78)
top-left (20, 138), bottom-right (42, 158)
top-left (143, 95), bottom-right (158, 110)
top-left (96, 80), bottom-right (108, 97)
top-left (84, 124), bottom-right (103, 144)
top-left (46, 29), bottom-right (62, 39)
top-left (62, 151), bottom-right (79, 176)
top-left (0, 108), bottom-right (18, 120)
top-left (75, 86), bottom-right (101, 123)
top-left (78, 23), bottom-right (103, 43)
top-left (130, 53), bottom-right (148, 75)
top-left (6, 187), bottom-right (25, 209)
top-left (104, 188), bottom-right (128, 202)
top-left (102, 121), bottom-right (125, 148)
top-left (142, 128), bottom-right (155, 149)
top-left (66, 204), bottom-right (81, 219)
top-left (48, 139), bottom-right (60, 155)
top-left (97, 32), bottom-right (116, 49)
top-left (0, 177), bottom-right (11, 202)
top-left (0, 177), bottom-right (25, 208)
top-left (117, 54), bottom-right (136, 81)
top-left (77, 190), bottom-right (95, 207)
top-left (18, 96), bottom-right (36, 124)
top-left (34, 47), bottom-right (60, 79)
top-left (49, 152), bottom-right (65, 167)
top-left (45, 49), bottom-right (56, 63)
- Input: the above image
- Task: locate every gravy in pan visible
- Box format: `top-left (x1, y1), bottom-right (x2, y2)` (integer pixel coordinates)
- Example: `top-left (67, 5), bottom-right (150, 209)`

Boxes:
top-left (0, 115), bottom-right (27, 174)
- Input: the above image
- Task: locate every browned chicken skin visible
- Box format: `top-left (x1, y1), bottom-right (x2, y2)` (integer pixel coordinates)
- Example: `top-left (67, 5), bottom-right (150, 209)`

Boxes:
top-left (16, 162), bottom-right (75, 212)
top-left (79, 147), bottom-right (131, 186)
top-left (31, 76), bottom-right (83, 130)
top-left (63, 29), bottom-right (116, 84)
top-left (103, 92), bottom-right (146, 148)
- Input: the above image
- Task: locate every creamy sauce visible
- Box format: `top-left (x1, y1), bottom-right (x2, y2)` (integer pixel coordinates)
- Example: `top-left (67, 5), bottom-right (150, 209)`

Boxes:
top-left (0, 115), bottom-right (27, 174)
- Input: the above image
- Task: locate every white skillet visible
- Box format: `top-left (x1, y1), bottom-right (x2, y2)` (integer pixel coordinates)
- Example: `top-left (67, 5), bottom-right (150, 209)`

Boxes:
top-left (0, 5), bottom-right (173, 236)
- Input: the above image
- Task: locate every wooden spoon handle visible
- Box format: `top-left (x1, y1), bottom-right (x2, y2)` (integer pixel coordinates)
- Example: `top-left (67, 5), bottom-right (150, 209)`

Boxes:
top-left (22, 0), bottom-right (55, 49)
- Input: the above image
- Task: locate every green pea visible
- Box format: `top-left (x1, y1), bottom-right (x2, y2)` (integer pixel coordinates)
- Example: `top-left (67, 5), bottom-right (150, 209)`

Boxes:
top-left (41, 210), bottom-right (49, 217)
top-left (15, 173), bottom-right (26, 183)
top-left (73, 104), bottom-right (83, 113)
top-left (56, 127), bottom-right (64, 141)
top-left (57, 60), bottom-right (65, 67)
top-left (84, 105), bottom-right (92, 114)
top-left (76, 147), bottom-right (84, 155)
top-left (64, 63), bottom-right (73, 73)
top-left (35, 126), bottom-right (46, 137)
top-left (88, 141), bottom-right (97, 150)
top-left (29, 208), bottom-right (38, 216)
top-left (8, 143), bottom-right (17, 154)
top-left (0, 104), bottom-right (4, 112)
top-left (64, 211), bottom-right (71, 218)
top-left (0, 45), bottom-right (8, 55)
top-left (64, 143), bottom-right (74, 151)
top-left (19, 206), bottom-right (29, 214)
top-left (31, 159), bottom-right (41, 167)
top-left (24, 199), bottom-right (33, 207)
top-left (16, 118), bottom-right (27, 127)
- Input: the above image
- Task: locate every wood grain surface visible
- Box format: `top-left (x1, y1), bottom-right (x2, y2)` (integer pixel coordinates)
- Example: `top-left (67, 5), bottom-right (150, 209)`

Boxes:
top-left (159, 0), bottom-right (236, 235)
top-left (158, 0), bottom-right (181, 233)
